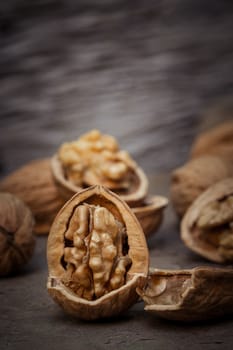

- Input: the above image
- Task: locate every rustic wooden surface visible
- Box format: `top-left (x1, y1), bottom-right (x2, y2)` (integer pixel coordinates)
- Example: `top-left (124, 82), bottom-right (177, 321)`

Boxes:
top-left (0, 1), bottom-right (233, 175)
top-left (1, 1), bottom-right (233, 349)
top-left (1, 174), bottom-right (233, 350)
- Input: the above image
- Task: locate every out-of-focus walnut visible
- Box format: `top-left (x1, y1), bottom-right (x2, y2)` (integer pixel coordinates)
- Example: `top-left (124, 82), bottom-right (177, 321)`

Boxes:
top-left (0, 193), bottom-right (35, 276)
top-left (181, 178), bottom-right (233, 263)
top-left (0, 159), bottom-right (66, 235)
top-left (52, 130), bottom-right (149, 207)
top-left (47, 185), bottom-right (149, 320)
top-left (170, 155), bottom-right (233, 217)
top-left (137, 267), bottom-right (233, 321)
top-left (191, 121), bottom-right (233, 162)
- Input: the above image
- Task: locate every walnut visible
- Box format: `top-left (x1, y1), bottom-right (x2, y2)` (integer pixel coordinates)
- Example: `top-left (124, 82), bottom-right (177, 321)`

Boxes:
top-left (47, 185), bottom-right (149, 320)
top-left (0, 159), bottom-right (66, 235)
top-left (191, 121), bottom-right (233, 163)
top-left (181, 178), bottom-right (233, 263)
top-left (51, 130), bottom-right (149, 207)
top-left (137, 267), bottom-right (233, 321)
top-left (170, 155), bottom-right (233, 217)
top-left (0, 193), bottom-right (35, 276)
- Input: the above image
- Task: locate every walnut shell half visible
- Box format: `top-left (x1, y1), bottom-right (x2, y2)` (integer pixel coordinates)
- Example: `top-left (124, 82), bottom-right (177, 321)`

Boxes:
top-left (181, 178), bottom-right (233, 263)
top-left (51, 130), bottom-right (149, 207)
top-left (132, 196), bottom-right (168, 237)
top-left (137, 267), bottom-right (233, 321)
top-left (0, 193), bottom-right (35, 276)
top-left (0, 159), bottom-right (66, 235)
top-left (47, 185), bottom-right (149, 320)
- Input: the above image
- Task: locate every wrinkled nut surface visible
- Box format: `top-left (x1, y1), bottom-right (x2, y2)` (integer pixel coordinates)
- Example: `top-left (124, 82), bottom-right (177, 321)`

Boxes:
top-left (0, 193), bottom-right (35, 276)
top-left (137, 267), bottom-right (233, 321)
top-left (52, 130), bottom-right (148, 206)
top-left (0, 159), bottom-right (66, 235)
top-left (47, 185), bottom-right (149, 320)
top-left (170, 155), bottom-right (233, 217)
top-left (181, 178), bottom-right (233, 263)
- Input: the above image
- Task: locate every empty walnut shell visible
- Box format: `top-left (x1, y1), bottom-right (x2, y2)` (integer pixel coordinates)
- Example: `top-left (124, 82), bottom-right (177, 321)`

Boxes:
top-left (132, 196), bottom-right (168, 237)
top-left (137, 267), bottom-right (233, 321)
top-left (181, 178), bottom-right (233, 263)
top-left (0, 193), bottom-right (35, 276)
top-left (47, 185), bottom-right (149, 320)
top-left (51, 130), bottom-right (149, 207)
top-left (170, 155), bottom-right (233, 217)
top-left (0, 159), bottom-right (66, 235)
top-left (191, 121), bottom-right (233, 163)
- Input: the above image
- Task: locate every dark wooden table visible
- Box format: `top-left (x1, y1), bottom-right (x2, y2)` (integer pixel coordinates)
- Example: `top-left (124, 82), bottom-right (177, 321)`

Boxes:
top-left (1, 2), bottom-right (233, 348)
top-left (1, 174), bottom-right (233, 350)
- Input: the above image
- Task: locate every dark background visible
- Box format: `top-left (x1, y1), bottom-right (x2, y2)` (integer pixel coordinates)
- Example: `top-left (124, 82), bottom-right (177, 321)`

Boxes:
top-left (1, 0), bottom-right (233, 176)
top-left (0, 1), bottom-right (233, 350)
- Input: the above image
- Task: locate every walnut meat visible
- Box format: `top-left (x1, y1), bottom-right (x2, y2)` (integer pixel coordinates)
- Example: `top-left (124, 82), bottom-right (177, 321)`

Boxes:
top-left (0, 159), bottom-right (66, 235)
top-left (51, 130), bottom-right (148, 207)
top-left (0, 193), bottom-right (35, 276)
top-left (47, 185), bottom-right (149, 320)
top-left (137, 267), bottom-right (233, 321)
top-left (181, 178), bottom-right (233, 263)
top-left (170, 155), bottom-right (233, 217)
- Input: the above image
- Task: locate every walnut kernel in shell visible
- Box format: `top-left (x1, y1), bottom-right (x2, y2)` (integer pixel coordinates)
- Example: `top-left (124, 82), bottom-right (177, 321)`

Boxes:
top-left (52, 130), bottom-right (149, 207)
top-left (181, 178), bottom-right (233, 263)
top-left (47, 185), bottom-right (149, 320)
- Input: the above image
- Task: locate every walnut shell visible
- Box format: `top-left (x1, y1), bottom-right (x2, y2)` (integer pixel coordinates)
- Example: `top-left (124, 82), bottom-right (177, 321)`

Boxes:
top-left (51, 130), bottom-right (149, 207)
top-left (170, 155), bottom-right (233, 217)
top-left (51, 154), bottom-right (148, 208)
top-left (0, 193), bottom-right (35, 276)
top-left (137, 267), bottom-right (233, 321)
top-left (47, 185), bottom-right (149, 320)
top-left (191, 121), bottom-right (233, 162)
top-left (0, 159), bottom-right (66, 235)
top-left (132, 196), bottom-right (168, 237)
top-left (181, 178), bottom-right (233, 263)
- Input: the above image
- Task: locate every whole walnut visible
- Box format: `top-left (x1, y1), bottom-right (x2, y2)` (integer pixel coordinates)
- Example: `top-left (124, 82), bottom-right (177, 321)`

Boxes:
top-left (170, 155), bottom-right (233, 217)
top-left (0, 159), bottom-right (66, 235)
top-left (0, 193), bottom-right (35, 276)
top-left (191, 121), bottom-right (233, 163)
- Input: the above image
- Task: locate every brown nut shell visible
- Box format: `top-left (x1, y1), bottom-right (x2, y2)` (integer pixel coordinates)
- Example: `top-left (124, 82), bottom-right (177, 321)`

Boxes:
top-left (170, 155), bottom-right (233, 217)
top-left (51, 154), bottom-right (148, 207)
top-left (181, 178), bottom-right (233, 263)
top-left (132, 196), bottom-right (168, 237)
top-left (0, 193), bottom-right (35, 276)
top-left (0, 159), bottom-right (66, 235)
top-left (191, 121), bottom-right (233, 163)
top-left (137, 267), bottom-right (233, 321)
top-left (47, 185), bottom-right (149, 320)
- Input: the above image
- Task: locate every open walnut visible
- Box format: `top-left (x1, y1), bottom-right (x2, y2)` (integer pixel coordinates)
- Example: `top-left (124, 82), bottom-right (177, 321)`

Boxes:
top-left (0, 193), bottom-right (35, 276)
top-left (47, 185), bottom-right (149, 320)
top-left (51, 130), bottom-right (148, 207)
top-left (137, 267), bottom-right (233, 321)
top-left (181, 178), bottom-right (233, 263)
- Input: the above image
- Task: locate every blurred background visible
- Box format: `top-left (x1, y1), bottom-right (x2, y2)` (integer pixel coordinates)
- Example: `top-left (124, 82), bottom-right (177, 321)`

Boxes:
top-left (1, 0), bottom-right (233, 176)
